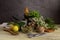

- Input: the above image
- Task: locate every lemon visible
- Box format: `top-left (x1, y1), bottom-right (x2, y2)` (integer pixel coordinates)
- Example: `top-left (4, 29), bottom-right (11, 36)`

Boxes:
top-left (12, 25), bottom-right (19, 32)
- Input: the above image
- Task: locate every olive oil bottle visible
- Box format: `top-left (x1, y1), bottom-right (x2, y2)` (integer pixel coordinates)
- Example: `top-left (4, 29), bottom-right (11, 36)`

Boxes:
top-left (24, 7), bottom-right (29, 19)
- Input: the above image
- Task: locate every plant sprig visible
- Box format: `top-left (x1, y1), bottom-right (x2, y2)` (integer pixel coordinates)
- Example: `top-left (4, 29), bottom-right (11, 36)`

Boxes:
top-left (29, 10), bottom-right (40, 18)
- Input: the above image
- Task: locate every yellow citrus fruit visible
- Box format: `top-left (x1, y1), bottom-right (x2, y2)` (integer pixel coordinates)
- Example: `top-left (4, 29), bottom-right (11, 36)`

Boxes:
top-left (12, 25), bottom-right (19, 32)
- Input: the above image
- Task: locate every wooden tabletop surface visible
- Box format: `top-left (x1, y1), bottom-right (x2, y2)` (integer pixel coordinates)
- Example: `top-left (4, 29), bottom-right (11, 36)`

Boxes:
top-left (0, 25), bottom-right (60, 40)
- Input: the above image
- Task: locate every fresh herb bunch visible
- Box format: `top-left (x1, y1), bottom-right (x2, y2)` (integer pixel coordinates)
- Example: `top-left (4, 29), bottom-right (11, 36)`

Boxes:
top-left (29, 10), bottom-right (44, 26)
top-left (29, 10), bottom-right (40, 18)
top-left (18, 22), bottom-right (25, 27)
top-left (45, 18), bottom-right (57, 30)
top-left (45, 18), bottom-right (54, 24)
top-left (32, 16), bottom-right (46, 28)
top-left (47, 24), bottom-right (57, 30)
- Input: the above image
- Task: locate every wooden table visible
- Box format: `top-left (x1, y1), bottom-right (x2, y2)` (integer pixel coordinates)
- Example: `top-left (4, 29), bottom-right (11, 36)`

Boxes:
top-left (0, 25), bottom-right (60, 40)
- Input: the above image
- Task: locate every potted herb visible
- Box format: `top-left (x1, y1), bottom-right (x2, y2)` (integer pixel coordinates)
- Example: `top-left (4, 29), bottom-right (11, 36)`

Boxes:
top-left (36, 20), bottom-right (45, 33)
top-left (28, 10), bottom-right (46, 33)
top-left (45, 18), bottom-right (57, 32)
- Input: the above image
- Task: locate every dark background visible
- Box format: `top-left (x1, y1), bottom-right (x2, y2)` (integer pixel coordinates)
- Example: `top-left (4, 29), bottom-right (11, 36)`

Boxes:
top-left (0, 0), bottom-right (60, 24)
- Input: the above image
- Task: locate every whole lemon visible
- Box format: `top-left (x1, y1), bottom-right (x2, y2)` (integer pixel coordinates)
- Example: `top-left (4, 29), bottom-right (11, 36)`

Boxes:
top-left (12, 25), bottom-right (19, 32)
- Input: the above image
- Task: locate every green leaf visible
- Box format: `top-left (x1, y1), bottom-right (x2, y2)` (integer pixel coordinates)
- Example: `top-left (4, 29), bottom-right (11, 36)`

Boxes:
top-left (18, 22), bottom-right (25, 27)
top-left (45, 18), bottom-right (54, 24)
top-left (29, 10), bottom-right (40, 18)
